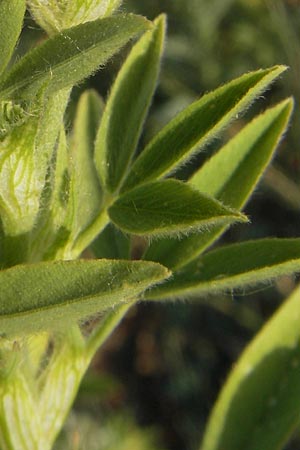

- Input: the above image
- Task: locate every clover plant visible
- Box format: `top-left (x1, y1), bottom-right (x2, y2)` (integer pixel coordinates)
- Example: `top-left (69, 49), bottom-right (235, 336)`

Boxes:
top-left (0, 1), bottom-right (299, 449)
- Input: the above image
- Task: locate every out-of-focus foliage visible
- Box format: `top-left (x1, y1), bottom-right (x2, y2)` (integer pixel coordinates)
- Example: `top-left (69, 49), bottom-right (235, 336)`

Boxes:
top-left (54, 371), bottom-right (166, 450)
top-left (54, 411), bottom-right (166, 450)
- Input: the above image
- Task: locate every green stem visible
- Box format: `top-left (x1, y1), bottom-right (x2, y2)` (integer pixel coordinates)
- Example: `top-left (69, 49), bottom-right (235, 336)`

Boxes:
top-left (71, 208), bottom-right (110, 258)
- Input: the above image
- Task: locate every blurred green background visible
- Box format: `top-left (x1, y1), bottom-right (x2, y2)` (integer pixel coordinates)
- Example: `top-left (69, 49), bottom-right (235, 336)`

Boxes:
top-left (22, 1), bottom-right (300, 449)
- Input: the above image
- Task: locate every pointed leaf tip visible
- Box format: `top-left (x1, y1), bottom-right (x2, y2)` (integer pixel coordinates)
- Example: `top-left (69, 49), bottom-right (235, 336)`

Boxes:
top-left (109, 180), bottom-right (247, 237)
top-left (94, 13), bottom-right (166, 193)
top-left (0, 259), bottom-right (170, 336)
top-left (146, 238), bottom-right (300, 300)
top-left (121, 65), bottom-right (289, 192)
top-left (144, 96), bottom-right (293, 270)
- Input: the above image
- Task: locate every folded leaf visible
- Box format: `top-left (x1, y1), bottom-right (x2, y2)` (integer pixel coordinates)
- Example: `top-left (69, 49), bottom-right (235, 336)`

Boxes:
top-left (68, 90), bottom-right (103, 241)
top-left (201, 285), bottom-right (300, 450)
top-left (121, 65), bottom-right (287, 192)
top-left (144, 98), bottom-right (293, 269)
top-left (95, 15), bottom-right (166, 193)
top-left (47, 125), bottom-right (70, 233)
top-left (109, 179), bottom-right (247, 236)
top-left (0, 0), bottom-right (25, 76)
top-left (29, 89), bottom-right (102, 260)
top-left (29, 125), bottom-right (71, 261)
top-left (0, 14), bottom-right (150, 100)
top-left (145, 239), bottom-right (300, 299)
top-left (0, 259), bottom-right (169, 336)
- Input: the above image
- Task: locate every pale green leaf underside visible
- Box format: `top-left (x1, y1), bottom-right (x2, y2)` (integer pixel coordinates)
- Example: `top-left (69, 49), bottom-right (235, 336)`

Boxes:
top-left (201, 284), bottom-right (300, 450)
top-left (0, 14), bottom-right (149, 100)
top-left (0, 0), bottom-right (25, 77)
top-left (0, 89), bottom-right (70, 240)
top-left (144, 98), bottom-right (293, 270)
top-left (0, 259), bottom-right (169, 336)
top-left (27, 0), bottom-right (122, 35)
top-left (95, 14), bottom-right (166, 193)
top-left (145, 239), bottom-right (300, 300)
top-left (121, 65), bottom-right (287, 192)
top-left (109, 179), bottom-right (247, 236)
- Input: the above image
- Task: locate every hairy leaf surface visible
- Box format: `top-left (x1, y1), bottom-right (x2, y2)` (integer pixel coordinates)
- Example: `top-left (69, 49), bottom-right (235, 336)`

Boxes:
top-left (95, 15), bottom-right (165, 193)
top-left (0, 259), bottom-right (169, 336)
top-left (146, 239), bottom-right (300, 299)
top-left (144, 99), bottom-right (293, 269)
top-left (0, 0), bottom-right (25, 76)
top-left (0, 14), bottom-right (149, 100)
top-left (122, 65), bottom-right (286, 192)
top-left (109, 179), bottom-right (247, 236)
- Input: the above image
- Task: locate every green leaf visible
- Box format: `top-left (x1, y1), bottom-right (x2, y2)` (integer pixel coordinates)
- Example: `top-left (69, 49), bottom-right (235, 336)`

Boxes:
top-left (11, 90), bottom-right (101, 261)
top-left (144, 98), bottom-right (293, 270)
top-left (68, 90), bottom-right (103, 241)
top-left (108, 179), bottom-right (247, 236)
top-left (145, 239), bottom-right (300, 300)
top-left (48, 125), bottom-right (70, 232)
top-left (0, 259), bottom-right (169, 336)
top-left (190, 98), bottom-right (293, 202)
top-left (0, 14), bottom-right (150, 101)
top-left (121, 65), bottom-right (287, 192)
top-left (94, 15), bottom-right (166, 193)
top-left (91, 223), bottom-right (131, 259)
top-left (201, 284), bottom-right (300, 450)
top-left (29, 125), bottom-right (71, 262)
top-left (0, 0), bottom-right (25, 76)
